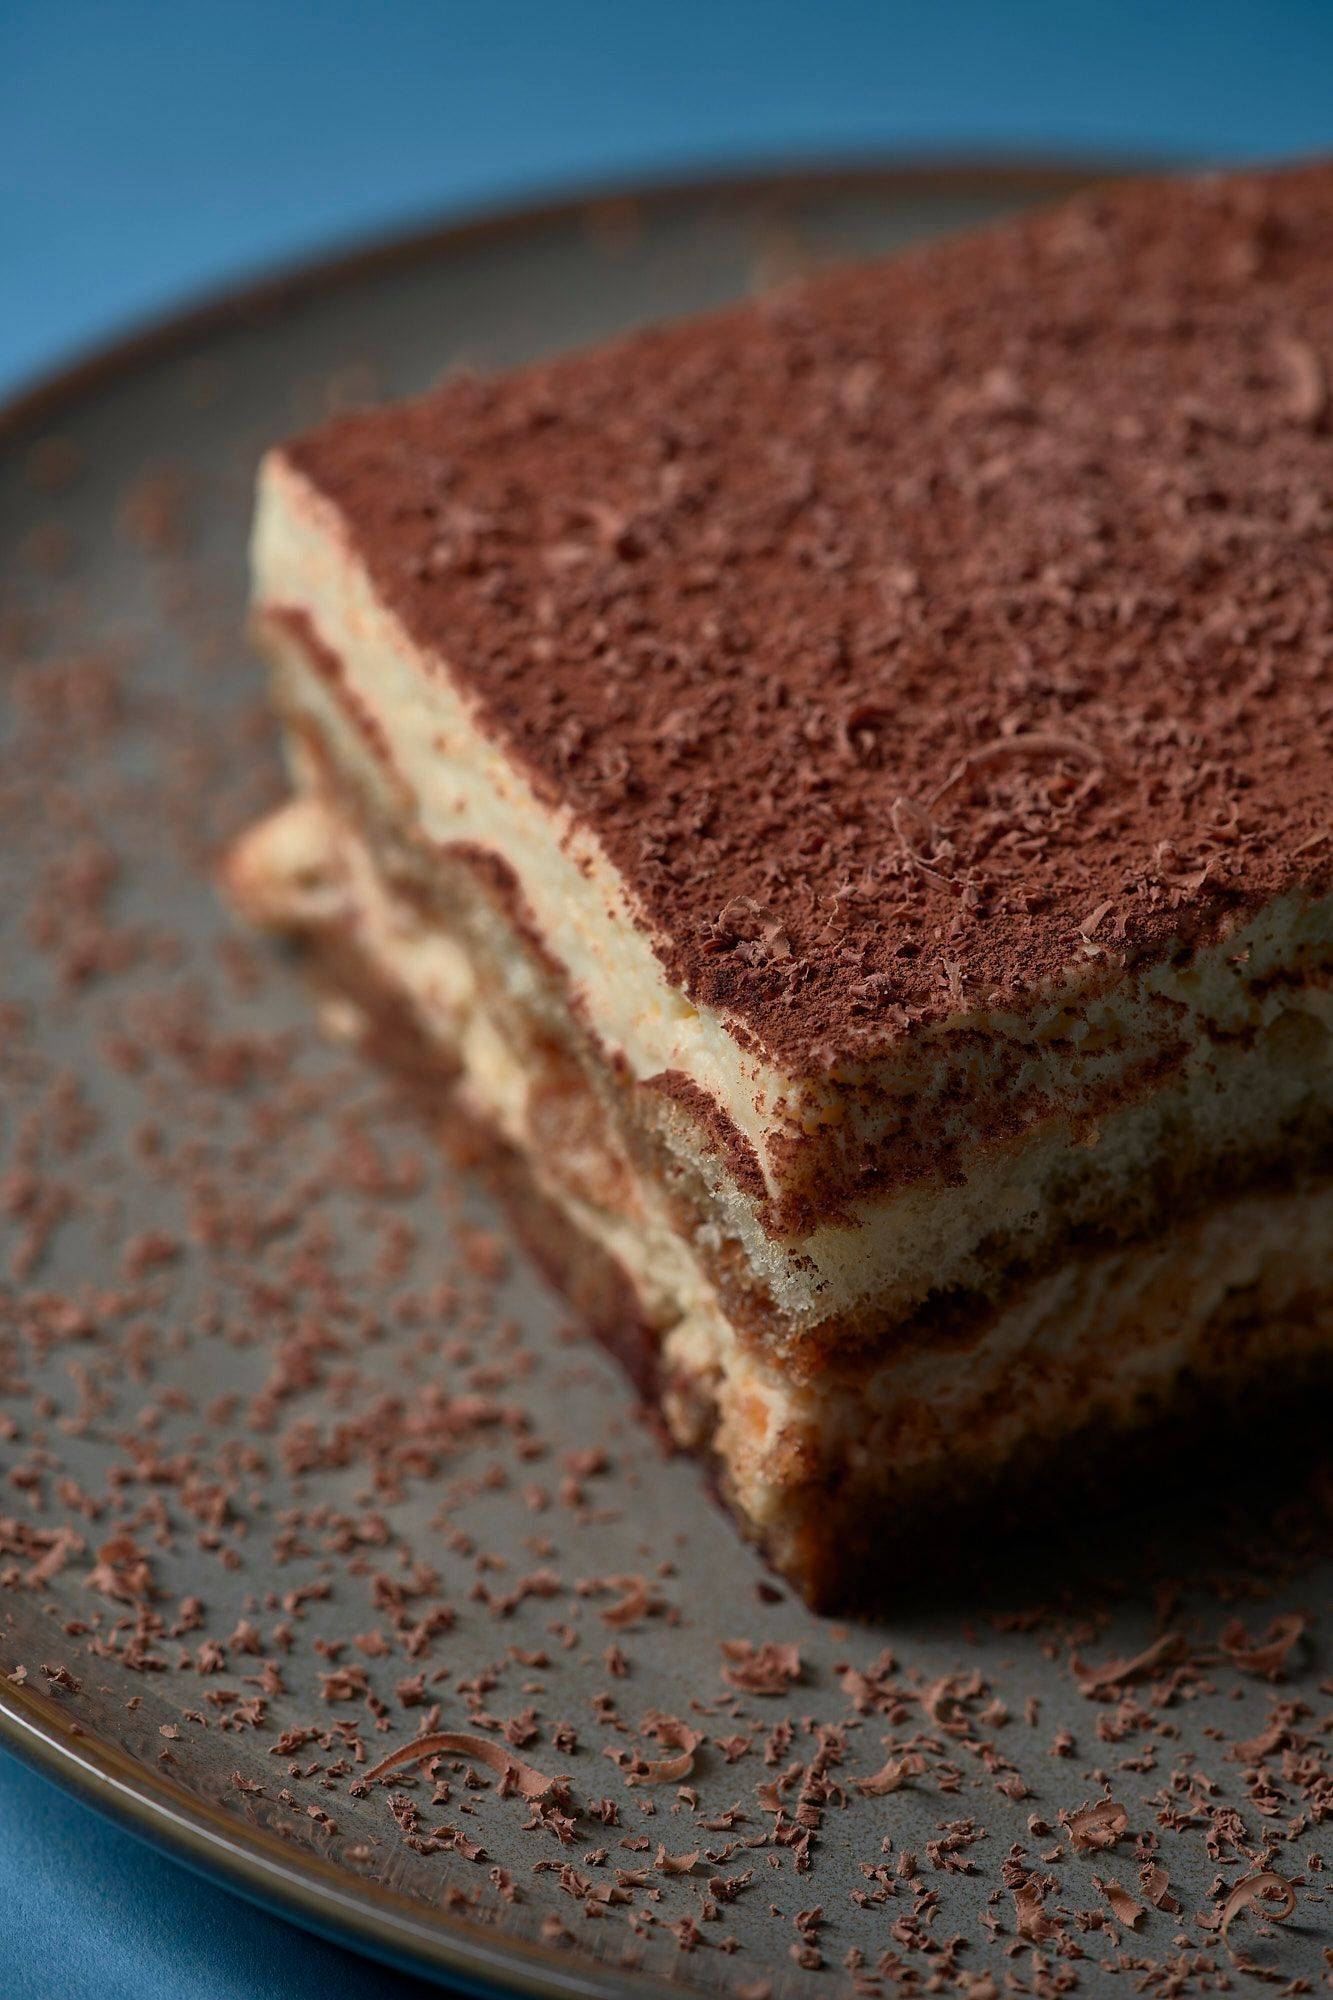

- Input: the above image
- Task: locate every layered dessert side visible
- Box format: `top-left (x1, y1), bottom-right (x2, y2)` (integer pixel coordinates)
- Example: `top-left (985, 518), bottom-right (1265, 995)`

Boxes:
top-left (226, 163), bottom-right (1333, 1607)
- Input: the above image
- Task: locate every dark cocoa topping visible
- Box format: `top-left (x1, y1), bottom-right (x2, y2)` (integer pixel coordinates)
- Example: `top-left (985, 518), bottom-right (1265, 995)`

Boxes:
top-left (286, 164), bottom-right (1333, 1068)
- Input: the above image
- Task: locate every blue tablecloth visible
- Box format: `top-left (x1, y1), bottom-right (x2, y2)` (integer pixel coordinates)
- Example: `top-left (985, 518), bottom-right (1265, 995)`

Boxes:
top-left (0, 1754), bottom-right (425, 2000)
top-left (5, 3), bottom-right (1333, 1993)
top-left (6, 0), bottom-right (1333, 395)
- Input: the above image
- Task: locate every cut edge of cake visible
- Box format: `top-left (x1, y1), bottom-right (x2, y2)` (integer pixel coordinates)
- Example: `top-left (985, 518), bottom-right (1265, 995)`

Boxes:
top-left (225, 162), bottom-right (1333, 1604)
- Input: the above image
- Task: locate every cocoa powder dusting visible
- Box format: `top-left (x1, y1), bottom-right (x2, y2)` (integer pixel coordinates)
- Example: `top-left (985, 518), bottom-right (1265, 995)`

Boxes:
top-left (287, 163), bottom-right (1333, 1065)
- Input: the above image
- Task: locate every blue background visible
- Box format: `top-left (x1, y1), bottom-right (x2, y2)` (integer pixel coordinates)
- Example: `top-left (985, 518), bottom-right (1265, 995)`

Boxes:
top-left (7, 0), bottom-right (1333, 396)
top-left (4, 2), bottom-right (1333, 1994)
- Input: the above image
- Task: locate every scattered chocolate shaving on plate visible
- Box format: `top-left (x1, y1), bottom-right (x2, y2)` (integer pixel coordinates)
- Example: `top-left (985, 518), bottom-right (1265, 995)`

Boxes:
top-left (627, 1713), bottom-right (700, 1787)
top-left (1093, 1874), bottom-right (1146, 1929)
top-left (719, 1641), bottom-right (802, 1696)
top-left (1217, 1612), bottom-right (1308, 1679)
top-left (1071, 1631), bottom-right (1187, 1693)
top-left (358, 1731), bottom-right (564, 1802)
top-left (1218, 1869), bottom-right (1298, 1963)
top-left (854, 1754), bottom-right (914, 1797)
top-left (1062, 1796), bottom-right (1128, 1852)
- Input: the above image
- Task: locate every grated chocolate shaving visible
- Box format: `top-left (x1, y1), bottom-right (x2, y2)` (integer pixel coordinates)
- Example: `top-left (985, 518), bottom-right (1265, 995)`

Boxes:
top-left (358, 1730), bottom-right (565, 1802)
top-left (1218, 1869), bottom-right (1297, 1963)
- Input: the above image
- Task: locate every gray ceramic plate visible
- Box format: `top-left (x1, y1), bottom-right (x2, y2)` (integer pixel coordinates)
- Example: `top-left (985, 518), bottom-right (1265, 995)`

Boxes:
top-left (1, 165), bottom-right (1329, 1999)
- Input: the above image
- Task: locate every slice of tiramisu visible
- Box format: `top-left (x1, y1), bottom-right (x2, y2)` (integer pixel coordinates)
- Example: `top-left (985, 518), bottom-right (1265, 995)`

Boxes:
top-left (227, 163), bottom-right (1333, 1606)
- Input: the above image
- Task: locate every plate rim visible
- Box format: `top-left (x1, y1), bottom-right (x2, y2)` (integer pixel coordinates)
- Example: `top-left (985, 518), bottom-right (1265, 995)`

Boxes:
top-left (0, 153), bottom-right (1150, 1999)
top-left (0, 1673), bottom-right (685, 1999)
top-left (0, 153), bottom-right (1152, 445)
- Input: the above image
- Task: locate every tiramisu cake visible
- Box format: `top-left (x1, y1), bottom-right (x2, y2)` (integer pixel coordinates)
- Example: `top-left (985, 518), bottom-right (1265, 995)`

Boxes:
top-left (227, 163), bottom-right (1333, 1606)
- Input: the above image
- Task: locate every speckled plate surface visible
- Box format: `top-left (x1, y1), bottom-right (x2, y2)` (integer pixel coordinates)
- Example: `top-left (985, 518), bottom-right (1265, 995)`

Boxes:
top-left (1, 165), bottom-right (1329, 1999)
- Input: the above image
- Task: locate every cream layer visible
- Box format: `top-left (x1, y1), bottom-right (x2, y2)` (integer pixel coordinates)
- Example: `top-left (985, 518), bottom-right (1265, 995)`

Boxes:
top-left (229, 785), bottom-right (1333, 1555)
top-left (253, 454), bottom-right (1333, 1209)
top-left (244, 479), bottom-right (1333, 1339)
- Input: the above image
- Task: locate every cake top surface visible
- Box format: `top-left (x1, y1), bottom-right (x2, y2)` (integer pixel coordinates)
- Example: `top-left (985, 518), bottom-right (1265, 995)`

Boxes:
top-left (286, 162), bottom-right (1333, 1069)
